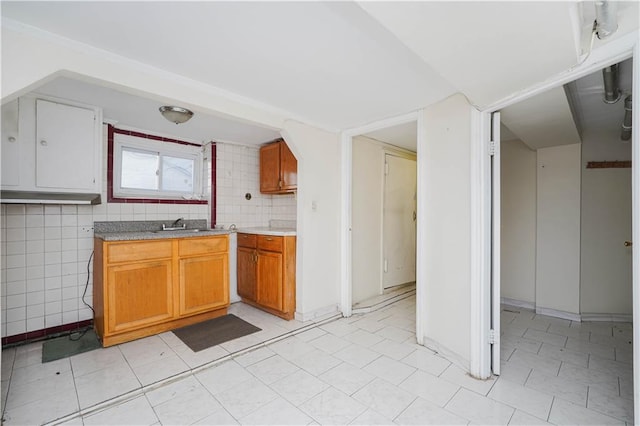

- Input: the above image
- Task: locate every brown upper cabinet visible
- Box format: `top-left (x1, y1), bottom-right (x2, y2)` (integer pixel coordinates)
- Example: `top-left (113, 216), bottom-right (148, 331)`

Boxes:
top-left (260, 139), bottom-right (297, 193)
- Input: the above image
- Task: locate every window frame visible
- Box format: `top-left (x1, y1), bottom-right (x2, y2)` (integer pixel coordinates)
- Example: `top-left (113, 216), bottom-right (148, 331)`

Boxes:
top-left (107, 126), bottom-right (208, 204)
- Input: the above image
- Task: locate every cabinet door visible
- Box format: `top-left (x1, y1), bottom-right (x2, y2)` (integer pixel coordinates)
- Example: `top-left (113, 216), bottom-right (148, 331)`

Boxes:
top-left (1, 100), bottom-right (20, 187)
top-left (260, 142), bottom-right (281, 192)
top-left (280, 141), bottom-right (297, 191)
top-left (179, 253), bottom-right (229, 316)
top-left (36, 99), bottom-right (96, 190)
top-left (256, 250), bottom-right (283, 311)
top-left (237, 247), bottom-right (257, 301)
top-left (106, 260), bottom-right (173, 333)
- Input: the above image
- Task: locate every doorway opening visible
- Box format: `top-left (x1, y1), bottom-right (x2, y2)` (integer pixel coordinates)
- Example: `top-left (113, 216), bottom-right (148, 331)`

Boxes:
top-left (350, 121), bottom-right (418, 314)
top-left (490, 58), bottom-right (634, 420)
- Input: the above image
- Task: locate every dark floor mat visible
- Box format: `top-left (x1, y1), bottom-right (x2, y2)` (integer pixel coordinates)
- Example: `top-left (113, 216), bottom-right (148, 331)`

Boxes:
top-left (173, 314), bottom-right (261, 352)
top-left (42, 329), bottom-right (101, 363)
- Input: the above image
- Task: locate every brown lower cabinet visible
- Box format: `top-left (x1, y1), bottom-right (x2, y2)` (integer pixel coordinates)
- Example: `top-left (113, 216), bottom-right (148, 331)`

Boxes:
top-left (237, 233), bottom-right (296, 320)
top-left (94, 235), bottom-right (229, 347)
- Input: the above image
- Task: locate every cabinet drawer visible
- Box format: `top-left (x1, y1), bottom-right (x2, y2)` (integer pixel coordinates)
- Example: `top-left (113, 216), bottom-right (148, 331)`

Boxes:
top-left (107, 241), bottom-right (172, 263)
top-left (238, 233), bottom-right (257, 248)
top-left (257, 235), bottom-right (283, 252)
top-left (179, 236), bottom-right (228, 256)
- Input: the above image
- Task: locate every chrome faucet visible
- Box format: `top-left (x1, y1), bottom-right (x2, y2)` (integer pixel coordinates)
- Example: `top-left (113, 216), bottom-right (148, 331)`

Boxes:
top-left (162, 217), bottom-right (186, 230)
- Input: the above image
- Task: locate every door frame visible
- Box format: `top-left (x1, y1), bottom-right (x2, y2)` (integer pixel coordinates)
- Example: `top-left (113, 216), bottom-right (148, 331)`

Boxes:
top-left (471, 30), bottom-right (640, 415)
top-left (340, 112), bottom-right (424, 343)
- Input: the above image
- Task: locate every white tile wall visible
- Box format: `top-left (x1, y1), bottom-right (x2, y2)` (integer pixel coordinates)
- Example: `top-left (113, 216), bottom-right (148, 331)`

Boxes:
top-left (0, 133), bottom-right (296, 339)
top-left (215, 143), bottom-right (297, 229)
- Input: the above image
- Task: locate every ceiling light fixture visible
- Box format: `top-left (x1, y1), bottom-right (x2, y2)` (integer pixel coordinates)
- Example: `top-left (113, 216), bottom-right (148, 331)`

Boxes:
top-left (159, 106), bottom-right (194, 124)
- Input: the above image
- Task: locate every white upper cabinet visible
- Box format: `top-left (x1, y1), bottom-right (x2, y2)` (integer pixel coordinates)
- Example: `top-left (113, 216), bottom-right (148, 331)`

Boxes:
top-left (1, 95), bottom-right (102, 194)
top-left (1, 100), bottom-right (21, 187)
top-left (36, 99), bottom-right (97, 190)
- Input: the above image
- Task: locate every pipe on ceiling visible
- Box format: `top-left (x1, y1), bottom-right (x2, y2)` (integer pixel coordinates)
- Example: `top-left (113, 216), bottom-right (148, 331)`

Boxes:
top-left (595, 0), bottom-right (618, 40)
top-left (603, 64), bottom-right (621, 104)
top-left (621, 95), bottom-right (632, 141)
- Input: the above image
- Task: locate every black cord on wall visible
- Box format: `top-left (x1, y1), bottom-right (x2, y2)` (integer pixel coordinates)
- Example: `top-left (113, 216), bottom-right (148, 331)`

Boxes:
top-left (69, 250), bottom-right (95, 341)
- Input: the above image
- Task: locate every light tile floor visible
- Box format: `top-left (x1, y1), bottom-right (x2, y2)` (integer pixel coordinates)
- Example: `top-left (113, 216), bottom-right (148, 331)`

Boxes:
top-left (0, 298), bottom-right (634, 425)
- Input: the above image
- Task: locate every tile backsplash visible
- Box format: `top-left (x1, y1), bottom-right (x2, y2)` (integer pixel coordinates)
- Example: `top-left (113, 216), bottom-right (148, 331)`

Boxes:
top-left (0, 133), bottom-right (296, 340)
top-left (215, 142), bottom-right (296, 229)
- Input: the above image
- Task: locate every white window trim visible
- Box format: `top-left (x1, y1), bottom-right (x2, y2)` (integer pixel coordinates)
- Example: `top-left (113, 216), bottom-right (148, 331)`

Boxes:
top-left (113, 133), bottom-right (204, 200)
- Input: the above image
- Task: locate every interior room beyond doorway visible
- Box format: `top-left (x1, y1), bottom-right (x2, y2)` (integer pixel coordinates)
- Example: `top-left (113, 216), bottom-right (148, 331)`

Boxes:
top-left (351, 121), bottom-right (417, 311)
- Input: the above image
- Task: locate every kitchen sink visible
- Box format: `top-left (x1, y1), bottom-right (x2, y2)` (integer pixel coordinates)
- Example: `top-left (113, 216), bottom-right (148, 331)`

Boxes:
top-left (149, 228), bottom-right (210, 233)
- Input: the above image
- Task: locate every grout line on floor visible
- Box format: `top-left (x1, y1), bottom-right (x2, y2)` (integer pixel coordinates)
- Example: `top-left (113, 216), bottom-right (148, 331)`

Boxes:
top-left (352, 287), bottom-right (416, 314)
top-left (42, 311), bottom-right (345, 425)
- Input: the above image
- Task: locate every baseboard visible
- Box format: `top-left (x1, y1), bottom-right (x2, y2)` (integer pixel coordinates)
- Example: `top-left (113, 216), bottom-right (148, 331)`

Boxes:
top-left (501, 297), bottom-right (632, 323)
top-left (294, 304), bottom-right (341, 322)
top-left (422, 336), bottom-right (470, 373)
top-left (2, 319), bottom-right (93, 347)
top-left (500, 297), bottom-right (535, 310)
top-left (580, 313), bottom-right (633, 322)
top-left (535, 306), bottom-right (581, 322)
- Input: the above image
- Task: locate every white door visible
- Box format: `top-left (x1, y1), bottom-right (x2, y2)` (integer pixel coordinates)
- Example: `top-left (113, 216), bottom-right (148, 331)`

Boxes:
top-left (491, 112), bottom-right (501, 375)
top-left (383, 154), bottom-right (417, 289)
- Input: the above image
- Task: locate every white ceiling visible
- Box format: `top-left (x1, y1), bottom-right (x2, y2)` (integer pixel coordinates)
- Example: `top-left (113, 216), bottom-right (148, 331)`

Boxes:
top-left (0, 1), bottom-right (456, 131)
top-left (363, 122), bottom-right (417, 152)
top-left (357, 2), bottom-right (580, 108)
top-left (33, 77), bottom-right (281, 145)
top-left (1, 1), bottom-right (638, 149)
top-left (500, 86), bottom-right (582, 150)
top-left (501, 57), bottom-right (633, 151)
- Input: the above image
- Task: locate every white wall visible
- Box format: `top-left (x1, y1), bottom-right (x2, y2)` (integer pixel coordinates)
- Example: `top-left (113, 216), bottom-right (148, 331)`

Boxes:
top-left (501, 139), bottom-right (536, 305)
top-left (536, 143), bottom-right (581, 315)
top-left (421, 94), bottom-right (472, 364)
top-left (501, 130), bottom-right (632, 318)
top-left (352, 136), bottom-right (384, 303)
top-left (281, 121), bottom-right (342, 320)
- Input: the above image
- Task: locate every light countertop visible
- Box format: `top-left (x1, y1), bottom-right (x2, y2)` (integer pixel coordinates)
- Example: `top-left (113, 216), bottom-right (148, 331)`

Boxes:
top-left (93, 219), bottom-right (231, 241)
top-left (95, 228), bottom-right (231, 241)
top-left (236, 227), bottom-right (296, 236)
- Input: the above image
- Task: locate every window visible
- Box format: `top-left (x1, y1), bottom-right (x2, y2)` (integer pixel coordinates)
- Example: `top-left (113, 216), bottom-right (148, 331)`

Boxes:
top-left (112, 131), bottom-right (204, 201)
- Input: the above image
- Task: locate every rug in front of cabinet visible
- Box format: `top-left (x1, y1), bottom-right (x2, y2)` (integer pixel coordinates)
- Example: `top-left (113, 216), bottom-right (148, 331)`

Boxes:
top-left (172, 314), bottom-right (262, 352)
top-left (42, 328), bottom-right (101, 363)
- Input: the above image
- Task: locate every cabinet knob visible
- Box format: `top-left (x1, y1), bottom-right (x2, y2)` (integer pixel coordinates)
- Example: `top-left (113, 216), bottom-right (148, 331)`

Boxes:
top-left (40, 140), bottom-right (48, 146)
top-left (8, 136), bottom-right (16, 143)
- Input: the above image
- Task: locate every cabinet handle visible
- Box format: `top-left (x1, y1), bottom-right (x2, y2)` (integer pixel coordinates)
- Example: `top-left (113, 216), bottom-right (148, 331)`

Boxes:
top-left (40, 140), bottom-right (48, 146)
top-left (265, 237), bottom-right (273, 241)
